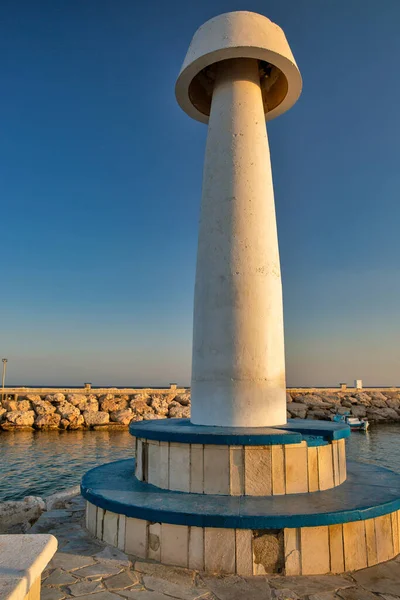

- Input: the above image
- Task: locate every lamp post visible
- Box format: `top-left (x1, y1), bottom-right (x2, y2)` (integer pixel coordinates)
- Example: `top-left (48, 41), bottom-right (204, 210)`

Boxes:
top-left (2, 358), bottom-right (8, 401)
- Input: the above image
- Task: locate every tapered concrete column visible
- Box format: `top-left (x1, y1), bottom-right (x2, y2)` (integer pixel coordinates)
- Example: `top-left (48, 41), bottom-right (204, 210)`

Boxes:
top-left (176, 11), bottom-right (302, 427)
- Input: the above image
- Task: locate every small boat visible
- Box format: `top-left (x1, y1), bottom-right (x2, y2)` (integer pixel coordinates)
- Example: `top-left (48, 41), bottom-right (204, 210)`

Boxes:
top-left (332, 412), bottom-right (369, 431)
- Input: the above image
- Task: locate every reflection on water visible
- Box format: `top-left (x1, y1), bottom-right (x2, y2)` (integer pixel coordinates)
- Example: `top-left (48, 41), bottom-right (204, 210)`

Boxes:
top-left (1, 423), bottom-right (400, 501)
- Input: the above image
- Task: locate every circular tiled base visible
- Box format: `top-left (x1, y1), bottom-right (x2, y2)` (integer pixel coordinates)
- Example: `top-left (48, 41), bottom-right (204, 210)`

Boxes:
top-left (82, 459), bottom-right (400, 575)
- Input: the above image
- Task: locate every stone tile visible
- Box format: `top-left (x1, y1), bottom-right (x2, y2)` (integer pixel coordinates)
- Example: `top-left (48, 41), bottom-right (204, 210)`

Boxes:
top-left (41, 589), bottom-right (67, 600)
top-left (133, 561), bottom-right (195, 586)
top-left (201, 575), bottom-right (272, 600)
top-left (271, 445), bottom-right (285, 495)
top-left (188, 527), bottom-right (204, 571)
top-left (332, 441), bottom-right (340, 487)
top-left (328, 524), bottom-right (344, 573)
top-left (95, 545), bottom-right (131, 567)
top-left (304, 594), bottom-right (337, 600)
top-left (161, 523), bottom-right (189, 568)
top-left (338, 439), bottom-right (347, 483)
top-left (96, 508), bottom-right (104, 539)
top-left (343, 521), bottom-right (367, 571)
top-left (352, 560), bottom-right (400, 594)
top-left (169, 444), bottom-right (190, 492)
top-left (136, 439), bottom-right (143, 480)
top-left (229, 446), bottom-right (244, 496)
top-left (271, 575), bottom-right (352, 596)
top-left (307, 447), bottom-right (319, 493)
top-left (235, 529), bottom-right (252, 576)
top-left (74, 563), bottom-right (123, 580)
top-left (117, 591), bottom-right (182, 600)
top-left (375, 513), bottom-right (394, 563)
top-left (103, 511), bottom-right (119, 546)
top-left (143, 575), bottom-right (209, 600)
top-left (391, 511), bottom-right (399, 557)
top-left (284, 528), bottom-right (300, 576)
top-left (125, 517), bottom-right (148, 559)
top-left (204, 528), bottom-right (235, 574)
top-left (104, 571), bottom-right (139, 590)
top-left (49, 552), bottom-right (95, 571)
top-left (365, 518), bottom-right (377, 567)
top-left (336, 588), bottom-right (378, 600)
top-left (285, 444), bottom-right (308, 494)
top-left (190, 444), bottom-right (204, 494)
top-left (148, 522), bottom-right (161, 561)
top-left (317, 445), bottom-right (334, 491)
top-left (87, 502), bottom-right (97, 535)
top-left (271, 589), bottom-right (300, 600)
top-left (203, 445), bottom-right (230, 495)
top-left (72, 593), bottom-right (122, 600)
top-left (244, 446), bottom-right (272, 496)
top-left (118, 515), bottom-right (126, 551)
top-left (68, 580), bottom-right (105, 596)
top-left (300, 526), bottom-right (329, 575)
top-left (45, 568), bottom-right (79, 586)
top-left (148, 442), bottom-right (161, 487)
top-left (159, 442), bottom-right (170, 489)
top-left (61, 540), bottom-right (105, 557)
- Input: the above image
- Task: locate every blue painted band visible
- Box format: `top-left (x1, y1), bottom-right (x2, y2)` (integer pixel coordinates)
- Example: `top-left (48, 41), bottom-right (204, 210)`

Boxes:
top-left (129, 418), bottom-right (349, 446)
top-left (81, 459), bottom-right (400, 529)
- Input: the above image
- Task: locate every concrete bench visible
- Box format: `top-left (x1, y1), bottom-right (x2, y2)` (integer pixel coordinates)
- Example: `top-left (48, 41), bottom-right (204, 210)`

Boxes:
top-left (0, 534), bottom-right (57, 600)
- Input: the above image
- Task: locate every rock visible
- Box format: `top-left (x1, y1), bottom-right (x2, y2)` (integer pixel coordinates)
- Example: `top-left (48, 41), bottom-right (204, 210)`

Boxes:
top-left (3, 400), bottom-right (18, 411)
top-left (83, 411), bottom-right (109, 426)
top-left (350, 405), bottom-right (367, 418)
top-left (110, 409), bottom-right (133, 425)
top-left (318, 393), bottom-right (342, 405)
top-left (0, 495), bottom-right (45, 532)
top-left (287, 403), bottom-right (308, 419)
top-left (369, 391), bottom-right (388, 403)
top-left (307, 410), bottom-right (330, 420)
top-left (69, 414), bottom-right (85, 429)
top-left (150, 396), bottom-right (169, 416)
top-left (352, 393), bottom-right (372, 406)
top-left (341, 400), bottom-right (353, 408)
top-left (386, 398), bottom-right (400, 409)
top-left (130, 399), bottom-right (152, 415)
top-left (286, 392), bottom-right (293, 404)
top-left (35, 413), bottom-right (62, 429)
top-left (336, 406), bottom-right (351, 415)
top-left (45, 486), bottom-right (81, 510)
top-left (25, 394), bottom-right (42, 403)
top-left (56, 401), bottom-right (81, 420)
top-left (174, 393), bottom-right (191, 406)
top-left (67, 393), bottom-right (88, 405)
top-left (0, 407), bottom-right (6, 421)
top-left (5, 410), bottom-right (35, 426)
top-left (60, 418), bottom-right (70, 429)
top-left (367, 407), bottom-right (400, 422)
top-left (15, 400), bottom-right (32, 412)
top-left (293, 394), bottom-right (323, 406)
top-left (45, 392), bottom-right (65, 403)
top-left (101, 397), bottom-right (128, 412)
top-left (32, 399), bottom-right (57, 415)
top-left (168, 405), bottom-right (190, 418)
top-left (143, 413), bottom-right (165, 420)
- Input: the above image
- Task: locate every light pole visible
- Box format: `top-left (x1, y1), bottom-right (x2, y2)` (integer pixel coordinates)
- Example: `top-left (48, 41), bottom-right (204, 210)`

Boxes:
top-left (2, 358), bottom-right (8, 401)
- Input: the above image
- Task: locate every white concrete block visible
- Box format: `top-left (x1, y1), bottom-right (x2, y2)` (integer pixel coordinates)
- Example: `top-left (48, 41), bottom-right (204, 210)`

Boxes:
top-left (159, 441), bottom-right (170, 489)
top-left (125, 517), bottom-right (148, 558)
top-left (136, 439), bottom-right (143, 481)
top-left (86, 502), bottom-right (97, 535)
top-left (103, 511), bottom-right (118, 546)
top-left (148, 522), bottom-right (161, 561)
top-left (190, 444), bottom-right (204, 493)
top-left (244, 446), bottom-right (272, 496)
top-left (169, 444), bottom-right (190, 492)
top-left (204, 528), bottom-right (235, 573)
top-left (161, 523), bottom-right (189, 568)
top-left (189, 526), bottom-right (204, 570)
top-left (117, 514), bottom-right (126, 551)
top-left (230, 447), bottom-right (244, 495)
top-left (235, 529), bottom-right (253, 576)
top-left (204, 445), bottom-right (230, 494)
top-left (96, 507), bottom-right (104, 539)
top-left (271, 445), bottom-right (285, 495)
top-left (284, 528), bottom-right (300, 576)
top-left (300, 526), bottom-right (330, 575)
top-left (148, 442), bottom-right (161, 487)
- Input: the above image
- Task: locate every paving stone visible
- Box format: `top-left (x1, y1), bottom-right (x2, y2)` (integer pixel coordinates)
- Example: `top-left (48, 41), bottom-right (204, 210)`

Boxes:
top-left (71, 593), bottom-right (122, 600)
top-left (308, 594), bottom-right (339, 600)
top-left (104, 571), bottom-right (139, 590)
top-left (45, 568), bottom-right (79, 586)
top-left (352, 561), bottom-right (400, 595)
top-left (95, 546), bottom-right (131, 567)
top-left (41, 588), bottom-right (67, 600)
top-left (134, 562), bottom-right (196, 586)
top-left (270, 575), bottom-right (352, 597)
top-left (74, 563), bottom-right (123, 580)
top-left (201, 575), bottom-right (271, 600)
top-left (272, 589), bottom-right (300, 599)
top-left (116, 591), bottom-right (182, 600)
top-left (336, 587), bottom-right (378, 600)
top-left (61, 540), bottom-right (105, 556)
top-left (68, 580), bottom-right (105, 596)
top-left (49, 552), bottom-right (96, 571)
top-left (143, 575), bottom-right (209, 600)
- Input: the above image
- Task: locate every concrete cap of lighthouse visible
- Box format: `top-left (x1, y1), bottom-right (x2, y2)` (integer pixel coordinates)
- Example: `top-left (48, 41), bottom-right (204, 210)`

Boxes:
top-left (176, 12), bottom-right (301, 428)
top-left (175, 11), bottom-right (302, 123)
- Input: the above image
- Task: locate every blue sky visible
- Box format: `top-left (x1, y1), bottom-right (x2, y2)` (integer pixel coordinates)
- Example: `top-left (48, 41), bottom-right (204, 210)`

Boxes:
top-left (1, 0), bottom-right (400, 387)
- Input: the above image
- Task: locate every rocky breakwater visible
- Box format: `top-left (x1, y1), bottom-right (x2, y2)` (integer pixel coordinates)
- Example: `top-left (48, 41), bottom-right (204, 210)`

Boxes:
top-left (0, 391), bottom-right (191, 431)
top-left (287, 389), bottom-right (400, 423)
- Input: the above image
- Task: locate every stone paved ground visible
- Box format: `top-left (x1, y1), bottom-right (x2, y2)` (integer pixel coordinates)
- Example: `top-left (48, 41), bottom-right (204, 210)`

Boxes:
top-left (35, 496), bottom-right (400, 600)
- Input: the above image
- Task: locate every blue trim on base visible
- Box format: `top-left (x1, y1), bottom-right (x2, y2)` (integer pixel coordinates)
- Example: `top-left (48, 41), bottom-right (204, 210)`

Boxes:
top-left (81, 459), bottom-right (400, 529)
top-left (129, 418), bottom-right (349, 446)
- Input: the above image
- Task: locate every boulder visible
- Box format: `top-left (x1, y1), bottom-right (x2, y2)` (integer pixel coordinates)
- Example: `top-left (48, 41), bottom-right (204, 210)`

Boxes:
top-left (386, 398), bottom-right (400, 409)
top-left (60, 419), bottom-right (70, 429)
top-left (317, 393), bottom-right (342, 405)
top-left (5, 410), bottom-right (35, 426)
top-left (100, 397), bottom-right (128, 412)
top-left (3, 400), bottom-right (18, 411)
top-left (366, 407), bottom-right (400, 422)
top-left (292, 394), bottom-right (325, 406)
top-left (45, 485), bottom-right (81, 511)
top-left (307, 410), bottom-right (330, 420)
top-left (130, 399), bottom-right (152, 416)
top-left (56, 401), bottom-right (80, 420)
top-left (45, 392), bottom-right (65, 403)
top-left (351, 405), bottom-right (367, 418)
top-left (286, 392), bottom-right (293, 404)
top-left (368, 393), bottom-right (387, 408)
top-left (369, 391), bottom-right (388, 403)
top-left (0, 496), bottom-right (45, 533)
top-left (25, 394), bottom-right (42, 403)
top-left (352, 393), bottom-right (372, 406)
top-left (149, 396), bottom-right (169, 416)
top-left (143, 413), bottom-right (165, 420)
top-left (168, 405), bottom-right (190, 418)
top-left (342, 400), bottom-right (353, 408)
top-left (110, 409), bottom-right (133, 425)
top-left (35, 413), bottom-right (61, 429)
top-left (174, 393), bottom-right (191, 406)
top-left (67, 393), bottom-right (88, 406)
top-left (83, 411), bottom-right (109, 426)
top-left (0, 407), bottom-right (6, 421)
top-left (32, 400), bottom-right (57, 416)
top-left (287, 403), bottom-right (308, 419)
top-left (68, 414), bottom-right (85, 429)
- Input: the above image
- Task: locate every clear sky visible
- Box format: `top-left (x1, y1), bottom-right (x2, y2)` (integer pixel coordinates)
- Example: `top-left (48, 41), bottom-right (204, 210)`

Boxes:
top-left (1, 0), bottom-right (400, 387)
